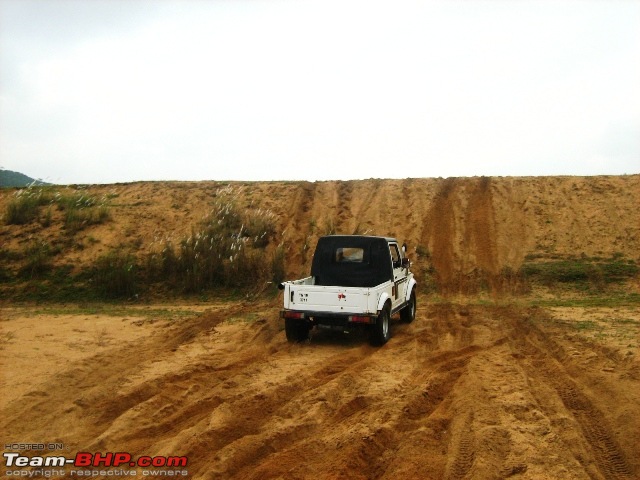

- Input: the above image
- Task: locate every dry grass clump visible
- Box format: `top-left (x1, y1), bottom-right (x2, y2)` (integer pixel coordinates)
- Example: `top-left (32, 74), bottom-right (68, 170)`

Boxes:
top-left (57, 192), bottom-right (111, 232)
top-left (5, 188), bottom-right (53, 225)
top-left (4, 186), bottom-right (111, 232)
top-left (144, 199), bottom-right (278, 293)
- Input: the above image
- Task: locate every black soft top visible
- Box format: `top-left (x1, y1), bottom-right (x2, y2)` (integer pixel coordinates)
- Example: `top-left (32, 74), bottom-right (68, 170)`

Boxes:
top-left (311, 235), bottom-right (395, 287)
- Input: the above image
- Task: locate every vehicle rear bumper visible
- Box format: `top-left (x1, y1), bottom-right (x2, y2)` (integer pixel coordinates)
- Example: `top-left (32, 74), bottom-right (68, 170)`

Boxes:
top-left (280, 310), bottom-right (377, 325)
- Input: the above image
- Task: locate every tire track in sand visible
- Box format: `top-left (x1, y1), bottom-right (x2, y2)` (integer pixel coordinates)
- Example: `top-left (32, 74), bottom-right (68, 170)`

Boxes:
top-left (446, 412), bottom-right (476, 480)
top-left (510, 313), bottom-right (635, 480)
top-left (423, 176), bottom-right (531, 296)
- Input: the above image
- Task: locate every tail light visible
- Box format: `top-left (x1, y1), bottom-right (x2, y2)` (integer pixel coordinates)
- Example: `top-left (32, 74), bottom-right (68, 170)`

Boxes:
top-left (348, 315), bottom-right (374, 324)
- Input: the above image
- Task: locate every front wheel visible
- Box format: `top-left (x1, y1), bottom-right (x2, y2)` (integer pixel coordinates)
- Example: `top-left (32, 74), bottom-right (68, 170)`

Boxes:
top-left (370, 305), bottom-right (391, 346)
top-left (400, 289), bottom-right (416, 323)
top-left (285, 319), bottom-right (310, 343)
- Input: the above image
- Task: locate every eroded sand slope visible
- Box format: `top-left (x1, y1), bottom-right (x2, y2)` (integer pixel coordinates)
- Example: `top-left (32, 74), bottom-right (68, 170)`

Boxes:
top-left (1, 176), bottom-right (638, 287)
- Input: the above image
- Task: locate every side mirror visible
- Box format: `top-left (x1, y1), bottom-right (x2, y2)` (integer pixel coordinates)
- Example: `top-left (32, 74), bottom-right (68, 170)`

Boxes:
top-left (277, 282), bottom-right (286, 290)
top-left (402, 257), bottom-right (410, 268)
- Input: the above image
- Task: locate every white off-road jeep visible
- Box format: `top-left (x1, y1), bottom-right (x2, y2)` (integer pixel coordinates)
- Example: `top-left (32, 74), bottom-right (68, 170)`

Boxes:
top-left (279, 235), bottom-right (416, 345)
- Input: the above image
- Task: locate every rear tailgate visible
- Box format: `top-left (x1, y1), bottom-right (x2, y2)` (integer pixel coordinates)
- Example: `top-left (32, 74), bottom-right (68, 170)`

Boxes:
top-left (285, 284), bottom-right (372, 314)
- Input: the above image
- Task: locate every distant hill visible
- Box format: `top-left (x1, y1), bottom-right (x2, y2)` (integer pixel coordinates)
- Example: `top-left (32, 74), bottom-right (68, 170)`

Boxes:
top-left (0, 169), bottom-right (50, 188)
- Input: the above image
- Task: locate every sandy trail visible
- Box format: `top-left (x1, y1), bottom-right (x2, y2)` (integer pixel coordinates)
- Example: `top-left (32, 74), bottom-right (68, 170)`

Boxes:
top-left (1, 299), bottom-right (638, 480)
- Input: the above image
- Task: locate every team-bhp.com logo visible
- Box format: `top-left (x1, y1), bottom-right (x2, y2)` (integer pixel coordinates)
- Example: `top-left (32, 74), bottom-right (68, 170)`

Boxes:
top-left (3, 451), bottom-right (189, 476)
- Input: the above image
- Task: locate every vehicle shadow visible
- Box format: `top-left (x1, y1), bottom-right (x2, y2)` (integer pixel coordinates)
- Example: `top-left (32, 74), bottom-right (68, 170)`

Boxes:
top-left (304, 316), bottom-right (410, 348)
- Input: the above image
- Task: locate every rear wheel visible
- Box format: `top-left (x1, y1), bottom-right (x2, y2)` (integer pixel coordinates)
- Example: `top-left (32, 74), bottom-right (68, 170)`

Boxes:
top-left (285, 319), bottom-right (310, 342)
top-left (400, 289), bottom-right (416, 323)
top-left (370, 304), bottom-right (391, 346)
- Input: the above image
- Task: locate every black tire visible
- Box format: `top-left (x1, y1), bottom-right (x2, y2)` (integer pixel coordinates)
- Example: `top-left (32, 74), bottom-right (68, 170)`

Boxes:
top-left (370, 304), bottom-right (391, 346)
top-left (400, 288), bottom-right (416, 323)
top-left (285, 319), bottom-right (309, 343)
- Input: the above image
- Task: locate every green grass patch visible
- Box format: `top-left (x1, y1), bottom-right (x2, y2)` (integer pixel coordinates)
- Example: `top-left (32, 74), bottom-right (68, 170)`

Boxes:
top-left (26, 304), bottom-right (201, 320)
top-left (530, 293), bottom-right (640, 308)
top-left (613, 317), bottom-right (640, 326)
top-left (574, 320), bottom-right (598, 331)
top-left (521, 256), bottom-right (638, 288)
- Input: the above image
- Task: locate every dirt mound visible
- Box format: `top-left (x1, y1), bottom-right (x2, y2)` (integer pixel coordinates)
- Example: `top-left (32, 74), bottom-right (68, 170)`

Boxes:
top-left (1, 175), bottom-right (639, 296)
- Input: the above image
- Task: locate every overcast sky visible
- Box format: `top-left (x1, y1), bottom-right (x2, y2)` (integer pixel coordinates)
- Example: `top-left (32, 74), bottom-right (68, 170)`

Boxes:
top-left (1, 0), bottom-right (639, 184)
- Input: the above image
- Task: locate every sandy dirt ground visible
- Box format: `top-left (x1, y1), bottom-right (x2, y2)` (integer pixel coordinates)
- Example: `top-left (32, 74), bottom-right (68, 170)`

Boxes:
top-left (2, 297), bottom-right (639, 480)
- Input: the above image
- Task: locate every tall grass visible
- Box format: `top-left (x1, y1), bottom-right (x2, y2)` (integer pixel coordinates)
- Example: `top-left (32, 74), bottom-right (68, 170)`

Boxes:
top-left (93, 250), bottom-right (137, 298)
top-left (244, 208), bottom-right (277, 247)
top-left (271, 244), bottom-right (286, 285)
top-left (63, 204), bottom-right (110, 232)
top-left (56, 191), bottom-right (111, 232)
top-left (145, 199), bottom-right (278, 292)
top-left (4, 186), bottom-right (111, 231)
top-left (5, 189), bottom-right (53, 224)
